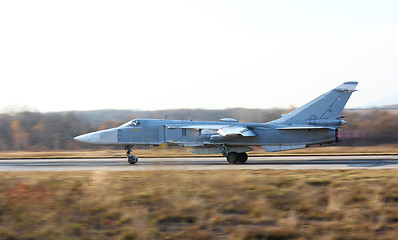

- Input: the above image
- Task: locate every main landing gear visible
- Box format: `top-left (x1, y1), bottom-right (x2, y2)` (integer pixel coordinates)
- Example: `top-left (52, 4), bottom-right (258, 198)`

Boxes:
top-left (226, 152), bottom-right (248, 164)
top-left (217, 145), bottom-right (248, 164)
top-left (125, 145), bottom-right (138, 164)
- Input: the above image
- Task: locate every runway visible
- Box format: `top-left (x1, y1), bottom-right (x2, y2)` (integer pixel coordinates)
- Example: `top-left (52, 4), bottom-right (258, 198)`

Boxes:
top-left (1, 155), bottom-right (398, 171)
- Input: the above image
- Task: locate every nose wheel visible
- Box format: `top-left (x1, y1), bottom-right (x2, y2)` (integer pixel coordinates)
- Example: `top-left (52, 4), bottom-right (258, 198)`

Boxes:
top-left (125, 145), bottom-right (138, 164)
top-left (127, 155), bottom-right (138, 164)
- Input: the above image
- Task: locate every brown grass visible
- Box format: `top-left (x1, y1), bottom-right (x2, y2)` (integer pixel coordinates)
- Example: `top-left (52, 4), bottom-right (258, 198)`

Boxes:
top-left (0, 144), bottom-right (398, 159)
top-left (2, 170), bottom-right (398, 239)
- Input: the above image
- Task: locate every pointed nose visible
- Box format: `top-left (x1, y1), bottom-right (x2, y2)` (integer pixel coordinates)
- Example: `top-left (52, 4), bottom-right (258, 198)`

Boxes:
top-left (74, 132), bottom-right (101, 144)
top-left (74, 129), bottom-right (118, 145)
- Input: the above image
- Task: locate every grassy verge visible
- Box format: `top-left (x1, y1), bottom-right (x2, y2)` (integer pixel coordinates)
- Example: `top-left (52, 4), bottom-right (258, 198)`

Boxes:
top-left (0, 144), bottom-right (398, 159)
top-left (2, 170), bottom-right (398, 239)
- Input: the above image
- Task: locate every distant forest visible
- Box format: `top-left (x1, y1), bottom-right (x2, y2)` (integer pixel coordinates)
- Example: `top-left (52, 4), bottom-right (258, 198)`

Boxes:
top-left (0, 108), bottom-right (397, 151)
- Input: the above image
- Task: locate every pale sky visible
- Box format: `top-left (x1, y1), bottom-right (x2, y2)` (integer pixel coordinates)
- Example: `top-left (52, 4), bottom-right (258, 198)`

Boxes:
top-left (1, 0), bottom-right (397, 112)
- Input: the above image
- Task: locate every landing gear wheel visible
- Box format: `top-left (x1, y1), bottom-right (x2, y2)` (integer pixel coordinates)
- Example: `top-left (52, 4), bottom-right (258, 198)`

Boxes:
top-left (227, 152), bottom-right (239, 164)
top-left (125, 145), bottom-right (138, 164)
top-left (226, 152), bottom-right (248, 164)
top-left (237, 152), bottom-right (248, 163)
top-left (127, 155), bottom-right (138, 164)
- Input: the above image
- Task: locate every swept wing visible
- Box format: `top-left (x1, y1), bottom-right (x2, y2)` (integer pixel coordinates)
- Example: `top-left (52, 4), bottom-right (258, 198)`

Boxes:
top-left (167, 124), bottom-right (256, 137)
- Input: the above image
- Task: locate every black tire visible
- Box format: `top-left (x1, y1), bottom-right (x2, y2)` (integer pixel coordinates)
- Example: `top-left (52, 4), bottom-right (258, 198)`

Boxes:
top-left (237, 152), bottom-right (248, 163)
top-left (127, 155), bottom-right (138, 164)
top-left (227, 152), bottom-right (239, 164)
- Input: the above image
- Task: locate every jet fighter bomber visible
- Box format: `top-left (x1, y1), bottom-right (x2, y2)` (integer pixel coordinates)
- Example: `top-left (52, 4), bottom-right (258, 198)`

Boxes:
top-left (74, 82), bottom-right (358, 164)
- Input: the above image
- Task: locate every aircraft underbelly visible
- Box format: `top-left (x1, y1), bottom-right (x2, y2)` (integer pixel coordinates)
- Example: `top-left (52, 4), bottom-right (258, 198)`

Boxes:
top-left (202, 128), bottom-right (335, 146)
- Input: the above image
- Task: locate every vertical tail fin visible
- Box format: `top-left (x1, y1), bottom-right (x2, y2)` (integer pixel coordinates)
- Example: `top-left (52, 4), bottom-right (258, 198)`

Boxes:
top-left (269, 82), bottom-right (358, 126)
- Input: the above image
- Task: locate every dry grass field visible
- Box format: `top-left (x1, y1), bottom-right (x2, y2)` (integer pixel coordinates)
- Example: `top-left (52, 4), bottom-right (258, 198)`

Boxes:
top-left (2, 170), bottom-right (398, 239)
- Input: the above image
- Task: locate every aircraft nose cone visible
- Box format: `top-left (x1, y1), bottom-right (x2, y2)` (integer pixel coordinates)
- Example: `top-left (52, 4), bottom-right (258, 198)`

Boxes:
top-left (74, 129), bottom-right (118, 145)
top-left (74, 132), bottom-right (100, 144)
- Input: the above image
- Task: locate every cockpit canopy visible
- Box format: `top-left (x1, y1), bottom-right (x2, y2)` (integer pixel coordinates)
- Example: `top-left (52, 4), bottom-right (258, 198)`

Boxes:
top-left (119, 119), bottom-right (140, 127)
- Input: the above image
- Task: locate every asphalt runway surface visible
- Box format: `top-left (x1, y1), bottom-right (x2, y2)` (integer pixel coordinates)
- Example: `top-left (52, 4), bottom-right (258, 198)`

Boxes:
top-left (0, 155), bottom-right (398, 171)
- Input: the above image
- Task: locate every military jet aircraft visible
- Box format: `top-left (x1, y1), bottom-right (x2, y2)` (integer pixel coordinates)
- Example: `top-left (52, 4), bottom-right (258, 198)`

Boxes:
top-left (74, 82), bottom-right (358, 164)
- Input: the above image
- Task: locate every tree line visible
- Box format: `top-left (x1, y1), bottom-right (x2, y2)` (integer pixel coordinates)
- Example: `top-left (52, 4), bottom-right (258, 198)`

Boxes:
top-left (0, 109), bottom-right (397, 151)
top-left (343, 109), bottom-right (398, 145)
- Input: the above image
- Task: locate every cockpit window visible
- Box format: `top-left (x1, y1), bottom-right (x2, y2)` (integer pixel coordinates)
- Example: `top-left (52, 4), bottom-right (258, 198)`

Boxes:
top-left (131, 120), bottom-right (139, 126)
top-left (119, 119), bottom-right (140, 127)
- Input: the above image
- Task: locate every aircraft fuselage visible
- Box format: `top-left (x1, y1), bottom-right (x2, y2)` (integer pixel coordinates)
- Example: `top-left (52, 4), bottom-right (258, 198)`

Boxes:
top-left (76, 119), bottom-right (336, 147)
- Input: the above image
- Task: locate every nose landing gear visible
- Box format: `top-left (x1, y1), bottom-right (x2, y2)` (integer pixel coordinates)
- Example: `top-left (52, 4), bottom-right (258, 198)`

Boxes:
top-left (125, 145), bottom-right (138, 164)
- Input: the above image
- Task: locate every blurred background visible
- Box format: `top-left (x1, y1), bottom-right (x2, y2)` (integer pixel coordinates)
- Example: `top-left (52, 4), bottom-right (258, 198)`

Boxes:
top-left (0, 106), bottom-right (397, 151)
